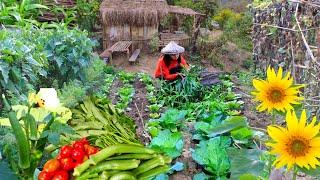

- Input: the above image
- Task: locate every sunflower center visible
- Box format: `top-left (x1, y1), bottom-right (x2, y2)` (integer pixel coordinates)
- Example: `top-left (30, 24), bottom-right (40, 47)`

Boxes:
top-left (287, 137), bottom-right (310, 157)
top-left (267, 88), bottom-right (284, 103)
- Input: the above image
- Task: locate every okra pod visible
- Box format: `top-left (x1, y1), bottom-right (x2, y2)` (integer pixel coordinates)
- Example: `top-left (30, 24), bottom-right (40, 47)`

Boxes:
top-left (109, 172), bottom-right (136, 180)
top-left (107, 153), bottom-right (157, 160)
top-left (74, 144), bottom-right (154, 176)
top-left (8, 111), bottom-right (31, 169)
top-left (132, 156), bottom-right (170, 176)
top-left (76, 171), bottom-right (99, 180)
top-left (137, 165), bottom-right (170, 180)
top-left (88, 159), bottom-right (140, 174)
top-left (27, 114), bottom-right (38, 140)
top-left (100, 170), bottom-right (120, 180)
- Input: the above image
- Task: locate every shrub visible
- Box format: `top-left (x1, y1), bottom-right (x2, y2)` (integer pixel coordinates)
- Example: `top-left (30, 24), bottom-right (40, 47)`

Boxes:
top-left (213, 9), bottom-right (234, 29)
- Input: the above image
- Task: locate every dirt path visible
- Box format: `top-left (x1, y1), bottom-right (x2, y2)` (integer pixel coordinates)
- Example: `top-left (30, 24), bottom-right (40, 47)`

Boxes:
top-left (126, 79), bottom-right (151, 145)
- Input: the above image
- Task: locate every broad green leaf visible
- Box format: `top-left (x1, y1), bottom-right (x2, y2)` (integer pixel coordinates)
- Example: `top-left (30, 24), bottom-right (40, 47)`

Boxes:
top-left (149, 129), bottom-right (183, 158)
top-left (0, 118), bottom-right (11, 126)
top-left (0, 161), bottom-right (18, 180)
top-left (0, 61), bottom-right (10, 84)
top-left (299, 166), bottom-right (320, 178)
top-left (227, 148), bottom-right (265, 180)
top-left (208, 116), bottom-right (247, 137)
top-left (193, 172), bottom-right (209, 180)
top-left (192, 137), bottom-right (231, 176)
top-left (230, 127), bottom-right (253, 144)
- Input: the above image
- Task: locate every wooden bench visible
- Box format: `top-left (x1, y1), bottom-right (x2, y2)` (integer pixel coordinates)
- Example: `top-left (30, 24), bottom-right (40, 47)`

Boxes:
top-left (129, 49), bottom-right (141, 64)
top-left (105, 41), bottom-right (132, 64)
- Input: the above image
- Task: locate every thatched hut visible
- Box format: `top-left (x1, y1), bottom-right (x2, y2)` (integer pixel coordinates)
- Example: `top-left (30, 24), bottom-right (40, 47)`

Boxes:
top-left (100, 0), bottom-right (203, 52)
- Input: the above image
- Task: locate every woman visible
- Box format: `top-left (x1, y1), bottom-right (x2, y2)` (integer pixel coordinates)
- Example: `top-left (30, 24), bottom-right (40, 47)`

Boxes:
top-left (154, 42), bottom-right (189, 81)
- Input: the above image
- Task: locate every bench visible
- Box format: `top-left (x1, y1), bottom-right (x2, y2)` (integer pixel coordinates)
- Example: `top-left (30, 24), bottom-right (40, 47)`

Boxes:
top-left (129, 49), bottom-right (140, 64)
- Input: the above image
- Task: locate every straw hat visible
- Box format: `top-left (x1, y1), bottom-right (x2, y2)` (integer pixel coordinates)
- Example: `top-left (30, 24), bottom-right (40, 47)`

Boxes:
top-left (161, 41), bottom-right (185, 54)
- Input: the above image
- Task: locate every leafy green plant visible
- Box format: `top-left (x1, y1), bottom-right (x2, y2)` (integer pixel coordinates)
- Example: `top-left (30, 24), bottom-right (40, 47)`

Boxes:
top-left (118, 71), bottom-right (135, 84)
top-left (148, 109), bottom-right (187, 132)
top-left (76, 0), bottom-right (100, 32)
top-left (192, 137), bottom-right (231, 178)
top-left (116, 85), bottom-right (135, 110)
top-left (0, 0), bottom-right (48, 26)
top-left (149, 129), bottom-right (183, 159)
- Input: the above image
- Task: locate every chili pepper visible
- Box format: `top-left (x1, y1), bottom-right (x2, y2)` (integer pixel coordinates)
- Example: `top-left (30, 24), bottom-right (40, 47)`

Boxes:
top-left (59, 145), bottom-right (73, 158)
top-left (52, 170), bottom-right (69, 180)
top-left (71, 148), bottom-right (85, 162)
top-left (38, 171), bottom-right (53, 180)
top-left (78, 137), bottom-right (89, 145)
top-left (73, 141), bottom-right (85, 151)
top-left (43, 159), bottom-right (60, 173)
top-left (84, 144), bottom-right (98, 155)
top-left (59, 157), bottom-right (75, 171)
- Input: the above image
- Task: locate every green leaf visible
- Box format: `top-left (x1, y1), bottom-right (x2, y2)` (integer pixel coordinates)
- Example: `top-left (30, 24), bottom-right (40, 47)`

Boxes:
top-left (0, 61), bottom-right (10, 84)
top-left (192, 137), bottom-right (231, 176)
top-left (25, 4), bottom-right (49, 10)
top-left (299, 166), bottom-right (320, 178)
top-left (193, 172), bottom-right (209, 180)
top-left (149, 129), bottom-right (183, 158)
top-left (227, 148), bottom-right (265, 180)
top-left (239, 174), bottom-right (259, 180)
top-left (48, 132), bottom-right (60, 145)
top-left (0, 161), bottom-right (19, 180)
top-left (230, 127), bottom-right (253, 144)
top-left (208, 116), bottom-right (247, 137)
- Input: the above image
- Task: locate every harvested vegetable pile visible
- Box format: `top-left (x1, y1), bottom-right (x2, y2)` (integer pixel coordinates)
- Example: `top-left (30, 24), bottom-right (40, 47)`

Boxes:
top-left (73, 144), bottom-right (171, 180)
top-left (70, 97), bottom-right (140, 148)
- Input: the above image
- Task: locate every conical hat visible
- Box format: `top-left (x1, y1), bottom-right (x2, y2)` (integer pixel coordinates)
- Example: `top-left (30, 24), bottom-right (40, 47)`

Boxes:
top-left (161, 41), bottom-right (185, 54)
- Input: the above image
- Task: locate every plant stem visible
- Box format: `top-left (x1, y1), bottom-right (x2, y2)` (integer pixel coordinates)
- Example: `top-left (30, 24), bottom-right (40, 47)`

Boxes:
top-left (292, 165), bottom-right (298, 180)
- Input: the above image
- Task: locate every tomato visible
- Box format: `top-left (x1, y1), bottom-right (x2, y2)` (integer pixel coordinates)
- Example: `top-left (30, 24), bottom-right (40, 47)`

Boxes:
top-left (59, 157), bottom-right (75, 171)
top-left (43, 159), bottom-right (60, 173)
top-left (78, 137), bottom-right (89, 145)
top-left (71, 148), bottom-right (85, 162)
top-left (38, 171), bottom-right (53, 180)
top-left (82, 155), bottom-right (88, 162)
top-left (52, 170), bottom-right (69, 180)
top-left (72, 141), bottom-right (85, 151)
top-left (84, 144), bottom-right (99, 155)
top-left (59, 145), bottom-right (73, 158)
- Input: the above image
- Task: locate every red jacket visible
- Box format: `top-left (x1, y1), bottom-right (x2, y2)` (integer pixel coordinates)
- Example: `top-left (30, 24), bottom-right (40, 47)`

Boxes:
top-left (154, 55), bottom-right (188, 81)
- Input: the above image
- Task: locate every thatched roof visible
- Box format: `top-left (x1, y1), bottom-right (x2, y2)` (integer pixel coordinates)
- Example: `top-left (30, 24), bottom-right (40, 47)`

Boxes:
top-left (100, 0), bottom-right (202, 26)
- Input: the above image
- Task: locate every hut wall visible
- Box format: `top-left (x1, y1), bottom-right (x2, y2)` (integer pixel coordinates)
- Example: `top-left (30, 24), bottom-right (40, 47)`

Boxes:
top-left (103, 24), bottom-right (158, 52)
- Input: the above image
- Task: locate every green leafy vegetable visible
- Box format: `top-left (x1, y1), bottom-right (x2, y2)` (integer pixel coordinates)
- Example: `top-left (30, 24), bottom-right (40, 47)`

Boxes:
top-left (148, 109), bottom-right (187, 132)
top-left (192, 137), bottom-right (231, 177)
top-left (208, 116), bottom-right (247, 137)
top-left (149, 130), bottom-right (183, 158)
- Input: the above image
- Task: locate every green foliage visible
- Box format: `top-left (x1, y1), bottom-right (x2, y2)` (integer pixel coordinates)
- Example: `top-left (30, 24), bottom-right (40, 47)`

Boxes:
top-left (0, 26), bottom-right (96, 105)
top-left (148, 109), bottom-right (187, 133)
top-left (59, 80), bottom-right (87, 108)
top-left (149, 129), bottom-right (183, 158)
top-left (192, 137), bottom-right (231, 177)
top-left (116, 85), bottom-right (135, 110)
top-left (149, 33), bottom-right (160, 53)
top-left (0, 0), bottom-right (48, 26)
top-left (213, 9), bottom-right (235, 29)
top-left (76, 0), bottom-right (101, 31)
top-left (208, 116), bottom-right (247, 138)
top-left (0, 161), bottom-right (18, 180)
top-left (227, 148), bottom-right (265, 180)
top-left (242, 58), bottom-right (254, 69)
top-left (193, 172), bottom-right (209, 180)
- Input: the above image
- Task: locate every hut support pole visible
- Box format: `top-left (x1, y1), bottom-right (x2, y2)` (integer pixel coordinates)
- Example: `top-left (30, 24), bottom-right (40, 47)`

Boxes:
top-left (317, 29), bottom-right (320, 60)
top-left (191, 15), bottom-right (202, 53)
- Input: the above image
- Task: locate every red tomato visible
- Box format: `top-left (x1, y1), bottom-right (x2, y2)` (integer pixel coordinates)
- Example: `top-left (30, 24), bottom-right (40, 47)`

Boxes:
top-left (43, 159), bottom-right (60, 173)
top-left (73, 141), bottom-right (85, 151)
top-left (78, 137), bottom-right (89, 145)
top-left (71, 148), bottom-right (85, 162)
top-left (52, 170), bottom-right (69, 180)
top-left (59, 145), bottom-right (73, 158)
top-left (38, 171), bottom-right (53, 180)
top-left (59, 157), bottom-right (75, 171)
top-left (84, 145), bottom-right (99, 155)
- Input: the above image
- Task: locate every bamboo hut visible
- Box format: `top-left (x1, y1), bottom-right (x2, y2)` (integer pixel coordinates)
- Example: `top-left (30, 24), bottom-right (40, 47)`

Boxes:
top-left (100, 0), bottom-right (203, 52)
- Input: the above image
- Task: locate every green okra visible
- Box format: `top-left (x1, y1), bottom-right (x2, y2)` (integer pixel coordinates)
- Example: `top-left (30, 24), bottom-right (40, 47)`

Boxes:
top-left (132, 156), bottom-right (171, 176)
top-left (107, 153), bottom-right (157, 160)
top-left (137, 165), bottom-right (170, 180)
top-left (109, 172), bottom-right (136, 180)
top-left (100, 170), bottom-right (120, 180)
top-left (74, 144), bottom-right (155, 176)
top-left (88, 159), bottom-right (140, 173)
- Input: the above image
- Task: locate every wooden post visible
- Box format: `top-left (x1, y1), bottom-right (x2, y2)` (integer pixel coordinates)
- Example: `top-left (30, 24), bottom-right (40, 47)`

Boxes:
top-left (191, 15), bottom-right (203, 53)
top-left (317, 29), bottom-right (320, 60)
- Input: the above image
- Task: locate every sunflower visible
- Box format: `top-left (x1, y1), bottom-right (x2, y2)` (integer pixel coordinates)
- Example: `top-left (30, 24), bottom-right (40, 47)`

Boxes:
top-left (267, 110), bottom-right (320, 170)
top-left (252, 66), bottom-right (303, 113)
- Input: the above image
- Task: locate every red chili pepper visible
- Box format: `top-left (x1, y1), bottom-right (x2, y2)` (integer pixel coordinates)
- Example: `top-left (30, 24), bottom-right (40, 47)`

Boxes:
top-left (71, 148), bottom-right (85, 162)
top-left (78, 137), bottom-right (89, 145)
top-left (52, 170), bottom-right (69, 180)
top-left (59, 145), bottom-right (73, 158)
top-left (38, 171), bottom-right (53, 180)
top-left (73, 141), bottom-right (85, 151)
top-left (84, 144), bottom-right (99, 155)
top-left (59, 157), bottom-right (75, 171)
top-left (43, 159), bottom-right (60, 173)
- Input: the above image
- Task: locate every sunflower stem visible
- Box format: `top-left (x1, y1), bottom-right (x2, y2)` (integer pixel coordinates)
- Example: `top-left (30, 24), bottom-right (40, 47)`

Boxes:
top-left (292, 165), bottom-right (298, 180)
